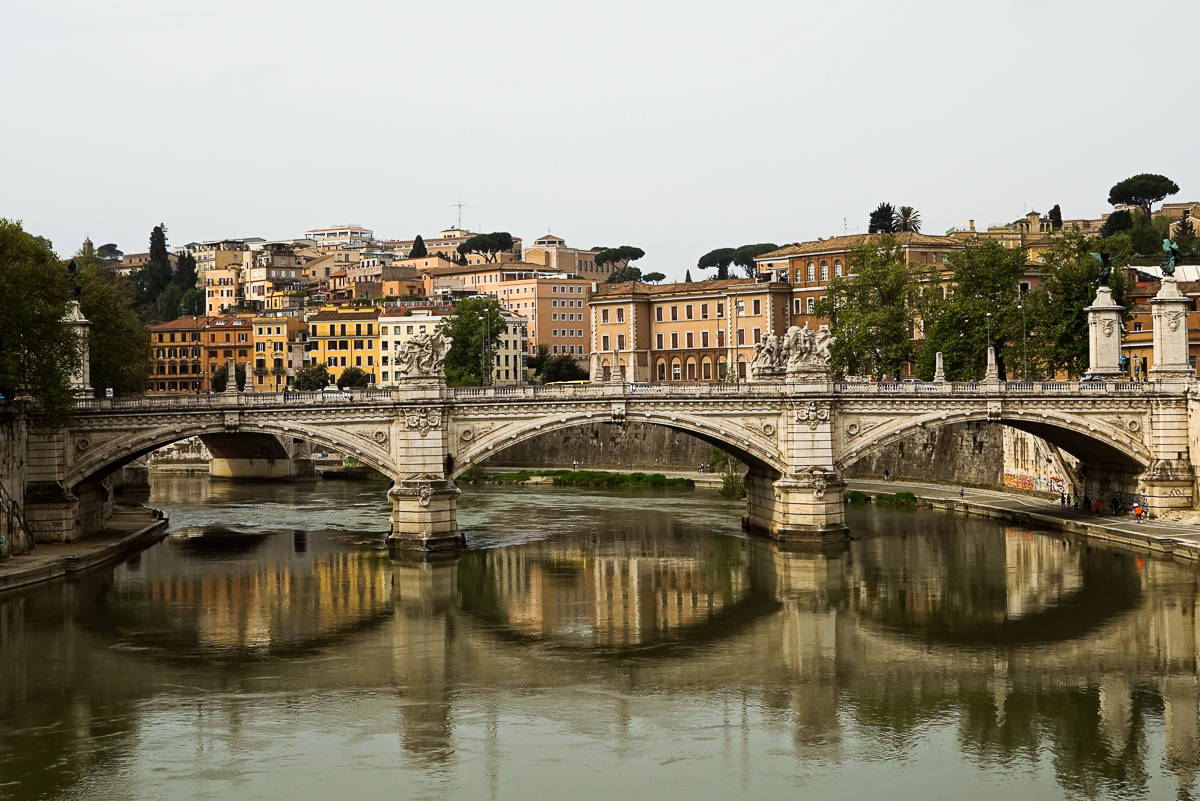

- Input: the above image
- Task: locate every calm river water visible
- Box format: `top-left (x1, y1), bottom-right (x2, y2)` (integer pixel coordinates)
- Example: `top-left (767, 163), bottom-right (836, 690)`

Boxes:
top-left (1, 476), bottom-right (1198, 801)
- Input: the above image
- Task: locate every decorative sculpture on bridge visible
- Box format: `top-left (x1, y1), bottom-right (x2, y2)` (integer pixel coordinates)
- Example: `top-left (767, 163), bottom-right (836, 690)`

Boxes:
top-left (1162, 238), bottom-right (1183, 278)
top-left (1089, 251), bottom-right (1113, 286)
top-left (751, 323), bottom-right (835, 380)
top-left (393, 331), bottom-right (452, 378)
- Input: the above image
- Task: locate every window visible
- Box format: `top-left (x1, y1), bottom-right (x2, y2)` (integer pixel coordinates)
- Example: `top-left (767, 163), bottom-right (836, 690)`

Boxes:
top-left (616, 308), bottom-right (624, 323)
top-left (602, 309), bottom-right (609, 324)
top-left (672, 362), bottom-right (681, 381)
top-left (685, 332), bottom-right (694, 348)
top-left (1134, 322), bottom-right (1143, 332)
top-left (807, 263), bottom-right (816, 282)
top-left (717, 302), bottom-right (724, 318)
top-left (670, 306), bottom-right (678, 321)
top-left (671, 332), bottom-right (679, 349)
top-left (834, 260), bottom-right (842, 277)
top-left (658, 362), bottom-right (666, 381)
top-left (617, 334), bottom-right (626, 350)
top-left (753, 328), bottom-right (762, 344)
top-left (685, 305), bottom-right (693, 320)
top-left (820, 261), bottom-right (829, 281)
top-left (656, 333), bottom-right (664, 349)
top-left (602, 335), bottom-right (610, 350)
top-left (806, 297), bottom-right (815, 314)
top-left (737, 328), bottom-right (745, 345)
top-left (656, 306), bottom-right (663, 322)
top-left (701, 331), bottom-right (709, 348)
top-left (752, 299), bottom-right (761, 315)
top-left (717, 330), bottom-right (725, 347)
top-left (701, 303), bottom-right (708, 319)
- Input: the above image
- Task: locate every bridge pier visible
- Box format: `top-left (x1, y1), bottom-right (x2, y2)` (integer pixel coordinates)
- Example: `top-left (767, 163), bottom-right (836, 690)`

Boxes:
top-left (386, 377), bottom-right (463, 551)
top-left (743, 466), bottom-right (849, 543)
top-left (24, 476), bottom-right (112, 543)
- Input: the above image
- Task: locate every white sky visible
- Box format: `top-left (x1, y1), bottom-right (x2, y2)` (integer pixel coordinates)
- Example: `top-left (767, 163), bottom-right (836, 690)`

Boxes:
top-left (3, 0), bottom-right (1197, 281)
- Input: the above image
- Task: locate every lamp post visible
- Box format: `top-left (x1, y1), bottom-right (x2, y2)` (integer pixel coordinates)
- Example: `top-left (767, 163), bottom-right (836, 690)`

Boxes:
top-left (1018, 299), bottom-right (1027, 381)
top-left (477, 309), bottom-right (491, 386)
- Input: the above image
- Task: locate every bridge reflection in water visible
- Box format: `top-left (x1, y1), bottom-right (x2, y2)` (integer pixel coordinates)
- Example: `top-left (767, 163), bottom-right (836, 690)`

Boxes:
top-left (0, 503), bottom-right (1198, 799)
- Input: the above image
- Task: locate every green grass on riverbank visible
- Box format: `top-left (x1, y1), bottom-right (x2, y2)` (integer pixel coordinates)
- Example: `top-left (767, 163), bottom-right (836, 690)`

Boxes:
top-left (488, 469), bottom-right (695, 489)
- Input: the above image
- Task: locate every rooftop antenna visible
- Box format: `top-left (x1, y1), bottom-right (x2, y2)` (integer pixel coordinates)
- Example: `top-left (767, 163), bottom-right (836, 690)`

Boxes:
top-left (844, 217), bottom-right (847, 235)
top-left (449, 197), bottom-right (469, 230)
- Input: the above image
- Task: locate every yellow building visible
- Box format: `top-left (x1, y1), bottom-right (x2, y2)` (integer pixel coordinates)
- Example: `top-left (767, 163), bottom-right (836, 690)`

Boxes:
top-left (252, 316), bottom-right (309, 389)
top-left (307, 306), bottom-right (382, 385)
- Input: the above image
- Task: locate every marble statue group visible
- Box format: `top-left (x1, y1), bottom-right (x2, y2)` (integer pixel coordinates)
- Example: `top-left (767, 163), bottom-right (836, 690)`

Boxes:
top-left (394, 330), bottom-right (453, 378)
top-left (750, 323), bottom-right (835, 379)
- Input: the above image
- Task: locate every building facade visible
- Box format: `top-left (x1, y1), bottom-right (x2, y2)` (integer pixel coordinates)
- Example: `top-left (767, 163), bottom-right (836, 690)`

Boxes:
top-left (307, 307), bottom-right (382, 386)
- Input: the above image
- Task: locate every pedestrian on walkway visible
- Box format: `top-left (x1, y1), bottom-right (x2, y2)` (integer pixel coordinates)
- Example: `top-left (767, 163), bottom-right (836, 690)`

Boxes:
top-left (959, 486), bottom-right (965, 500)
top-left (1134, 505), bottom-right (1143, 523)
top-left (1093, 499), bottom-right (1101, 515)
top-left (1060, 492), bottom-right (1066, 509)
top-left (883, 469), bottom-right (890, 483)
top-left (573, 460), bottom-right (579, 471)
top-left (1072, 495), bottom-right (1078, 511)
top-left (1111, 496), bottom-right (1118, 515)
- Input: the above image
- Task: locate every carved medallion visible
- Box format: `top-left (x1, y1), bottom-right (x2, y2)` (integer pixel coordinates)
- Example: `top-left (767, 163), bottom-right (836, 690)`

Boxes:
top-left (404, 408), bottom-right (441, 437)
top-left (796, 401), bottom-right (830, 430)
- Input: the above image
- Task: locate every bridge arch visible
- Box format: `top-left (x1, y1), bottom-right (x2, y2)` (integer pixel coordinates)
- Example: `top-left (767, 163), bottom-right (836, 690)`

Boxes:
top-left (65, 420), bottom-right (396, 490)
top-left (449, 408), bottom-right (787, 481)
top-left (838, 409), bottom-right (1151, 474)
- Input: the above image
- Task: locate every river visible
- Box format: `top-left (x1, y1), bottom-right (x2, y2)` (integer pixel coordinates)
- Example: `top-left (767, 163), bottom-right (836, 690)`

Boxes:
top-left (1, 475), bottom-right (1197, 801)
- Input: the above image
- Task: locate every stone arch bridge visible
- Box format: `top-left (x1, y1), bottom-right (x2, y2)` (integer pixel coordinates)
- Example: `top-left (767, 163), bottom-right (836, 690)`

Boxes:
top-left (22, 374), bottom-right (1196, 549)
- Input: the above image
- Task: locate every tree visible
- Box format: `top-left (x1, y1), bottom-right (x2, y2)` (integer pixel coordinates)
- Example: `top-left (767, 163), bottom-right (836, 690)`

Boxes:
top-left (337, 365), bottom-right (371, 388)
top-left (1174, 214), bottom-right (1197, 255)
top-left (893, 206), bottom-right (922, 233)
top-left (1025, 228), bottom-right (1131, 379)
top-left (868, 202), bottom-right (896, 234)
top-left (410, 235), bottom-right (428, 259)
top-left (685, 270), bottom-right (693, 283)
top-left (527, 343), bottom-right (551, 377)
top-left (1107, 173), bottom-right (1179, 223)
top-left (133, 223), bottom-right (173, 311)
top-left (96, 243), bottom-right (122, 260)
top-left (697, 247), bottom-right (736, 280)
top-left (1048, 205), bottom-right (1063, 230)
top-left (914, 239), bottom-right (1027, 381)
top-left (437, 296), bottom-right (505, 386)
top-left (211, 362), bottom-right (246, 392)
top-left (75, 261), bottom-right (151, 397)
top-left (605, 265), bottom-right (643, 283)
top-left (0, 219), bottom-right (81, 425)
top-left (812, 235), bottom-right (918, 380)
top-left (173, 251), bottom-right (198, 289)
top-left (294, 364), bottom-right (331, 390)
top-left (1098, 209), bottom-right (1134, 239)
top-left (733, 243), bottom-right (779, 278)
top-left (541, 353), bottom-right (589, 383)
top-left (456, 232), bottom-right (514, 263)
top-left (595, 245), bottom-right (645, 275)
top-left (642, 271), bottom-right (666, 284)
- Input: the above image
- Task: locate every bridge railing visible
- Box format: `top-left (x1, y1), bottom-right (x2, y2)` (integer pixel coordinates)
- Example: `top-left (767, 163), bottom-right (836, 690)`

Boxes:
top-left (834, 380), bottom-right (1149, 396)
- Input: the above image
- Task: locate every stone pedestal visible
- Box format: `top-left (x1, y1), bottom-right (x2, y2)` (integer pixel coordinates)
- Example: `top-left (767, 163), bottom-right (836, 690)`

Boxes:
top-left (1084, 287), bottom-right (1124, 379)
top-left (742, 466), bottom-right (849, 543)
top-left (933, 351), bottom-right (946, 383)
top-left (1149, 278), bottom-right (1194, 379)
top-left (66, 301), bottom-right (92, 397)
top-left (983, 346), bottom-right (1000, 384)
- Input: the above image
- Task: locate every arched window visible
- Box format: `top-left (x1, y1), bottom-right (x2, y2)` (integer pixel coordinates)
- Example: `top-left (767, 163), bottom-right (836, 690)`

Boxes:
top-left (657, 360), bottom-right (666, 381)
top-left (807, 262), bottom-right (816, 282)
top-left (671, 359), bottom-right (682, 381)
top-left (820, 261), bottom-right (829, 281)
top-left (701, 358), bottom-right (712, 381)
top-left (833, 259), bottom-right (842, 277)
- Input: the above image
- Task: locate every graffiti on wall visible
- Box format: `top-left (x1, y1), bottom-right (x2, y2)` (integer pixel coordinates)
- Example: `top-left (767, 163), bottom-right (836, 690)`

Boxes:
top-left (1004, 473), bottom-right (1066, 494)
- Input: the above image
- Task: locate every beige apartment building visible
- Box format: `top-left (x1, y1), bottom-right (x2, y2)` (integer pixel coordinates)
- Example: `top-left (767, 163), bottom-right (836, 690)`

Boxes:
top-left (496, 274), bottom-right (593, 359)
top-left (590, 279), bottom-right (792, 382)
top-left (522, 234), bottom-right (612, 278)
top-left (754, 232), bottom-right (965, 321)
top-left (384, 228), bottom-right (523, 265)
top-left (378, 306), bottom-right (528, 385)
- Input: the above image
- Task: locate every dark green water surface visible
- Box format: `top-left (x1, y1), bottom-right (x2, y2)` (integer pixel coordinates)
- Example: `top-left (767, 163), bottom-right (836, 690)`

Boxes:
top-left (1, 476), bottom-right (1197, 800)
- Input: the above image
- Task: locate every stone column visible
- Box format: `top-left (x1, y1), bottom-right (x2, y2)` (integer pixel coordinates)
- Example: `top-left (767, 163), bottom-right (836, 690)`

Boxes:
top-left (66, 301), bottom-right (92, 397)
top-left (223, 358), bottom-right (240, 395)
top-left (933, 351), bottom-right (946, 383)
top-left (1084, 286), bottom-right (1124, 380)
top-left (1148, 277), bottom-right (1194, 380)
top-left (243, 362), bottom-right (256, 393)
top-left (983, 346), bottom-right (1000, 385)
top-left (387, 377), bottom-right (461, 551)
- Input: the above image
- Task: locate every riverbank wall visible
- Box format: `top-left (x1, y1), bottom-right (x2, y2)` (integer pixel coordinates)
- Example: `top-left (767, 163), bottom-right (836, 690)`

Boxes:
top-left (0, 409), bottom-right (32, 557)
top-left (485, 421), bottom-right (1017, 487)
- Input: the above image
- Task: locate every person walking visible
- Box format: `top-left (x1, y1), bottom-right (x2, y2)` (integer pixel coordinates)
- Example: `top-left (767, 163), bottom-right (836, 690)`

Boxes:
top-left (1060, 492), bottom-right (1066, 509)
top-left (572, 460), bottom-right (579, 471)
top-left (883, 469), bottom-right (891, 483)
top-left (959, 486), bottom-right (965, 500)
top-left (1072, 495), bottom-right (1079, 512)
top-left (1093, 499), bottom-right (1101, 515)
top-left (1134, 505), bottom-right (1143, 523)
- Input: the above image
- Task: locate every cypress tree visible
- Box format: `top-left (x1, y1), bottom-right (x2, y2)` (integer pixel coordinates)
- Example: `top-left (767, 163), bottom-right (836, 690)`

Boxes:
top-left (410, 235), bottom-right (428, 259)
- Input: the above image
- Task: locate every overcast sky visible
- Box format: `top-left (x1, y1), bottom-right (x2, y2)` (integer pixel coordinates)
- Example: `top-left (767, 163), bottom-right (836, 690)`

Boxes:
top-left (4, 0), bottom-right (1197, 280)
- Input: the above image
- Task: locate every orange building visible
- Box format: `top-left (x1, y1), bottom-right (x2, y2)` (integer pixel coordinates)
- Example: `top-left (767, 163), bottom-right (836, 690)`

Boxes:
top-left (149, 316), bottom-right (255, 394)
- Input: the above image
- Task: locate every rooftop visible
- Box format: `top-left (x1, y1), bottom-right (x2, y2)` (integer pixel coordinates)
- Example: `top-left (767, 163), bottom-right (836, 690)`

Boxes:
top-left (756, 232), bottom-right (964, 261)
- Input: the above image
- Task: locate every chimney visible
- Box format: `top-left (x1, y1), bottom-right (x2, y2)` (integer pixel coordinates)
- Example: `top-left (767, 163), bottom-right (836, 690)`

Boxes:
top-left (969, 220), bottom-right (975, 232)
